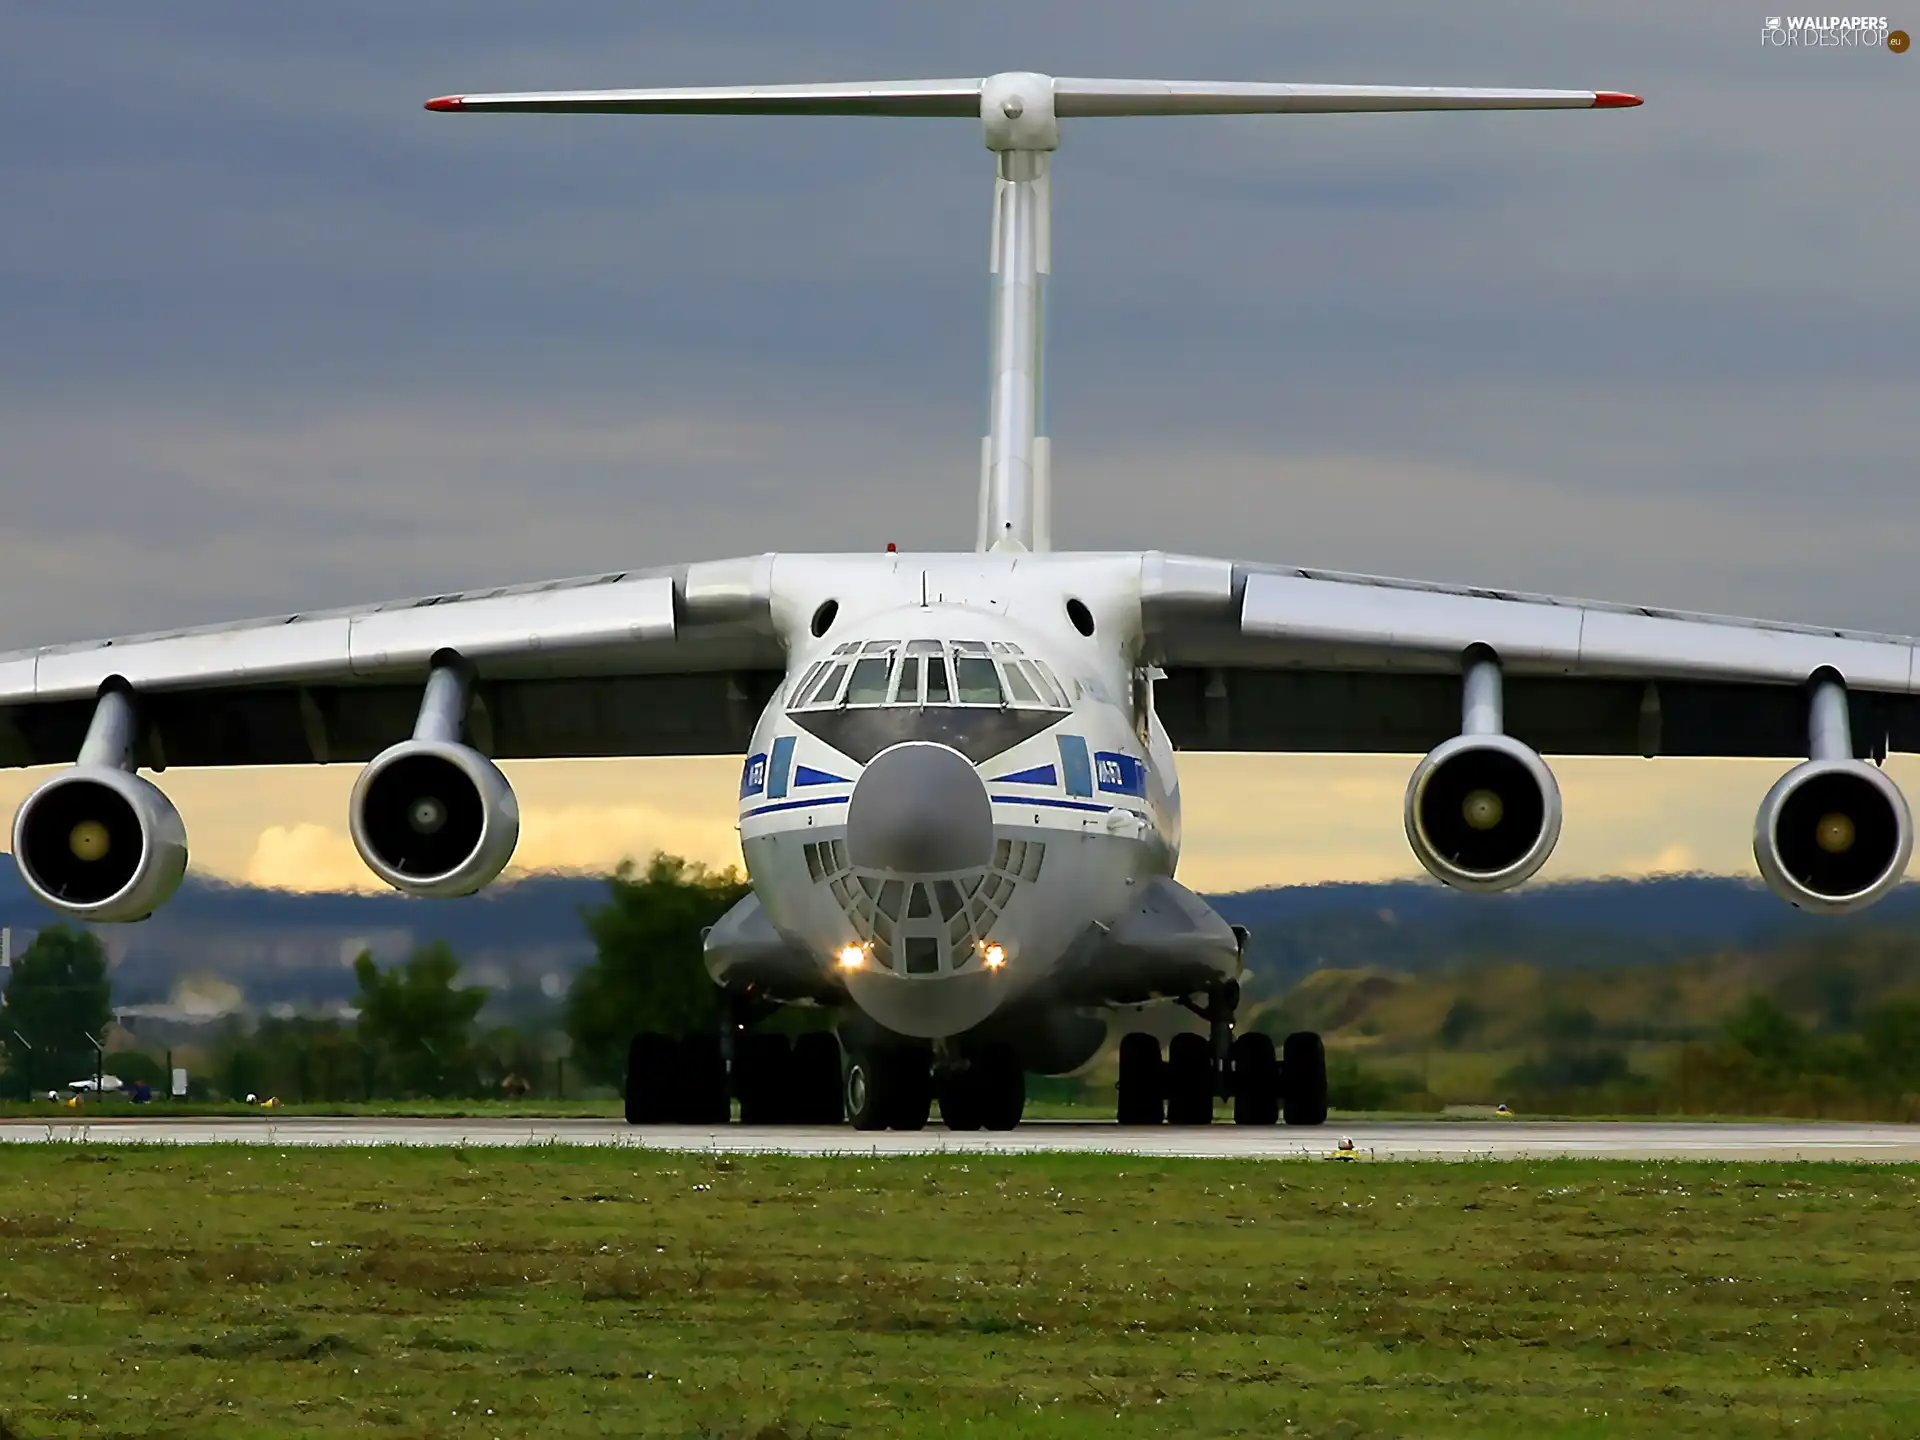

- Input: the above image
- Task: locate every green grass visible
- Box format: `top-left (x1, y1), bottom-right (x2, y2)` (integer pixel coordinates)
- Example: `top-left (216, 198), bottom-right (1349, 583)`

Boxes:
top-left (1, 1150), bottom-right (1918, 1436)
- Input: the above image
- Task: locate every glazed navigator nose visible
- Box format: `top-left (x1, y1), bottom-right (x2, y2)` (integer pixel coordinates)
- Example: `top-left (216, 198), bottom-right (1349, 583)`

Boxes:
top-left (845, 742), bottom-right (993, 874)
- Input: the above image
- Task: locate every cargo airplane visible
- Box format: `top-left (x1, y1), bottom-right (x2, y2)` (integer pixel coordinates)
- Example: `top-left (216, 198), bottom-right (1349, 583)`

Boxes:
top-left (7, 73), bottom-right (1906, 1133)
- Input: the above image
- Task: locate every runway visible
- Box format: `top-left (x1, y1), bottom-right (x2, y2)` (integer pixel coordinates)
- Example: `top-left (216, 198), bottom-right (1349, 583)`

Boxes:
top-left (5, 1117), bottom-right (1920, 1160)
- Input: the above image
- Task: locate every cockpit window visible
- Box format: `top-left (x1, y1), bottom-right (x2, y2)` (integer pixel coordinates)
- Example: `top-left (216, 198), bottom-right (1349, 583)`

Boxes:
top-left (788, 639), bottom-right (1067, 714)
top-left (891, 655), bottom-right (921, 704)
top-left (807, 662), bottom-right (850, 706)
top-left (1002, 662), bottom-right (1041, 706)
top-left (789, 660), bottom-right (827, 705)
top-left (953, 655), bottom-right (1003, 705)
top-left (1019, 660), bottom-right (1068, 708)
top-left (844, 654), bottom-right (894, 705)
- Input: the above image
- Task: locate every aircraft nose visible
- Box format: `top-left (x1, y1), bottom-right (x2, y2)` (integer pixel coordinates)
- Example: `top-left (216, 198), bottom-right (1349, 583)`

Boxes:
top-left (845, 742), bottom-right (993, 873)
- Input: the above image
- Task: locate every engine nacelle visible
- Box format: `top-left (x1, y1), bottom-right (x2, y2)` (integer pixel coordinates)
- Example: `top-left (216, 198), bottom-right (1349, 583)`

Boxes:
top-left (1754, 759), bottom-right (1911, 914)
top-left (1404, 733), bottom-right (1562, 892)
top-left (348, 740), bottom-right (520, 897)
top-left (12, 766), bottom-right (188, 922)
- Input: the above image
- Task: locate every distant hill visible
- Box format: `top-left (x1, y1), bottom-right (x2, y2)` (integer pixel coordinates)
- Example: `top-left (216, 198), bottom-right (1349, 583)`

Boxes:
top-left (3, 853), bottom-right (1916, 1020)
top-left (1215, 876), bottom-right (1920, 996)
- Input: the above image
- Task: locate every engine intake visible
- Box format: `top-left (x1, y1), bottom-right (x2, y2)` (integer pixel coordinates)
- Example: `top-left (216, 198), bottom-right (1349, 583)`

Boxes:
top-left (1404, 733), bottom-right (1563, 891)
top-left (349, 739), bottom-right (519, 897)
top-left (1754, 759), bottom-right (1910, 913)
top-left (12, 766), bottom-right (188, 922)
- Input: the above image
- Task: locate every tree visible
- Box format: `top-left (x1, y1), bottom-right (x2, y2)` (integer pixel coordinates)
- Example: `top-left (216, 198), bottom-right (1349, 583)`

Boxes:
top-left (1859, 1000), bottom-right (1920, 1094)
top-left (566, 854), bottom-right (750, 1088)
top-left (1437, 996), bottom-right (1485, 1049)
top-left (3, 926), bottom-right (113, 1090)
top-left (353, 942), bottom-right (486, 1097)
top-left (1723, 994), bottom-right (1807, 1072)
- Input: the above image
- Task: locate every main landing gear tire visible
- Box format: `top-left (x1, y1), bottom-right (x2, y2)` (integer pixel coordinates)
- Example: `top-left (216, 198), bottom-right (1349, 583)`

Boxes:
top-left (847, 1048), bottom-right (932, 1132)
top-left (736, 1030), bottom-right (843, 1125)
top-left (1165, 1032), bottom-right (1215, 1126)
top-left (1231, 1032), bottom-right (1281, 1127)
top-left (1282, 1030), bottom-right (1329, 1127)
top-left (734, 1031), bottom-right (792, 1125)
top-left (937, 1048), bottom-right (1024, 1132)
top-left (1116, 1031), bottom-right (1166, 1126)
top-left (792, 1031), bottom-right (845, 1125)
top-left (625, 1032), bottom-right (728, 1125)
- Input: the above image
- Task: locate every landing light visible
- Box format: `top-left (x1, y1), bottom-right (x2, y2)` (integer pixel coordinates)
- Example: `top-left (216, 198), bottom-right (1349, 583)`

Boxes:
top-left (836, 943), bottom-right (866, 971)
top-left (981, 942), bottom-right (1007, 970)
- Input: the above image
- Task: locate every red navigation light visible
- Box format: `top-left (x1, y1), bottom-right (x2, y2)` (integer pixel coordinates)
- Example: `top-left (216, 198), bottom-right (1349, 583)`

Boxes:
top-left (1591, 92), bottom-right (1643, 108)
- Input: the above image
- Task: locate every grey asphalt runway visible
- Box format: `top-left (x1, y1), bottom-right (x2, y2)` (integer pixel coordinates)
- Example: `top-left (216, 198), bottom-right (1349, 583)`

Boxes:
top-left (4, 1117), bottom-right (1920, 1160)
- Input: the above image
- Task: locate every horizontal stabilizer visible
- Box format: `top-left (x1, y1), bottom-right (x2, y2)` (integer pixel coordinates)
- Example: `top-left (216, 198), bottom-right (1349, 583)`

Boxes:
top-left (425, 77), bottom-right (1640, 116)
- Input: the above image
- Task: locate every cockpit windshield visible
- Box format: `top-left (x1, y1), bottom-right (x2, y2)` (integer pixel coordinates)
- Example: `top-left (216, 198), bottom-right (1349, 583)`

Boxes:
top-left (789, 640), bottom-right (1070, 713)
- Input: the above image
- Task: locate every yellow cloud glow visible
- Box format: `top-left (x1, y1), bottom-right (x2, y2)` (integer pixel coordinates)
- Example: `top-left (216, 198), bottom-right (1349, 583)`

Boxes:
top-left (5, 753), bottom-right (1918, 895)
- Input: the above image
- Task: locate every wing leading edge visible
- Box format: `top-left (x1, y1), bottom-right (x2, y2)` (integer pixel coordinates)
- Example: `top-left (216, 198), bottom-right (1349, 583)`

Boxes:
top-left (0, 558), bottom-right (785, 769)
top-left (1142, 556), bottom-right (1920, 760)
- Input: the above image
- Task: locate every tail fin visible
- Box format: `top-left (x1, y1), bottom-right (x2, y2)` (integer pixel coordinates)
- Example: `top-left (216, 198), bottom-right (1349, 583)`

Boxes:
top-left (427, 74), bottom-right (1641, 552)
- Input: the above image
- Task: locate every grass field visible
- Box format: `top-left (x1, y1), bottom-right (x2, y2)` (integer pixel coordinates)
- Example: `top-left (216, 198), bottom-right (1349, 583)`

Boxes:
top-left (1, 1149), bottom-right (1917, 1437)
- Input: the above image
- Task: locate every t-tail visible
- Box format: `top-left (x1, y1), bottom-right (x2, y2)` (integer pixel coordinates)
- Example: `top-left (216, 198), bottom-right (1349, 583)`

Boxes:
top-left (426, 73), bottom-right (1641, 554)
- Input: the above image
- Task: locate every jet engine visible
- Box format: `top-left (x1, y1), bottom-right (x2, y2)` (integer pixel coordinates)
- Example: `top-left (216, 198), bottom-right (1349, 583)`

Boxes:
top-left (12, 766), bottom-right (188, 922)
top-left (349, 739), bottom-right (519, 897)
top-left (1754, 759), bottom-right (1911, 913)
top-left (348, 658), bottom-right (518, 897)
top-left (1405, 733), bottom-right (1563, 892)
top-left (1752, 673), bottom-right (1913, 914)
top-left (1403, 647), bottom-right (1562, 892)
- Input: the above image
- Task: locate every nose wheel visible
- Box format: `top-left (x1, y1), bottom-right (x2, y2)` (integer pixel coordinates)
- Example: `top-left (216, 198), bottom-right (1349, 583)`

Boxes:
top-left (846, 1047), bottom-right (933, 1131)
top-left (935, 1046), bottom-right (1025, 1131)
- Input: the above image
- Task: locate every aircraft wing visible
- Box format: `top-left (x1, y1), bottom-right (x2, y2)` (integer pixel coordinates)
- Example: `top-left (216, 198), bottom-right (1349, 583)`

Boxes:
top-left (0, 557), bottom-right (785, 769)
top-left (1139, 554), bottom-right (1920, 759)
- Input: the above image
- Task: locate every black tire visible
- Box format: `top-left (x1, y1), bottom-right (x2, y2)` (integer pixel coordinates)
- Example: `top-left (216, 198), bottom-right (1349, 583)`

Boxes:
top-left (1231, 1032), bottom-right (1280, 1127)
top-left (1116, 1031), bottom-right (1164, 1125)
top-left (676, 1034), bottom-right (731, 1124)
top-left (886, 1049), bottom-right (933, 1132)
top-left (624, 1031), bottom-right (676, 1125)
top-left (846, 1050), bottom-right (888, 1131)
top-left (937, 1070), bottom-right (984, 1131)
top-left (847, 1048), bottom-right (931, 1131)
top-left (1282, 1031), bottom-right (1329, 1127)
top-left (1166, 1032), bottom-right (1215, 1126)
top-left (734, 1032), bottom-right (793, 1125)
top-left (977, 1048), bottom-right (1025, 1132)
top-left (793, 1031), bottom-right (844, 1124)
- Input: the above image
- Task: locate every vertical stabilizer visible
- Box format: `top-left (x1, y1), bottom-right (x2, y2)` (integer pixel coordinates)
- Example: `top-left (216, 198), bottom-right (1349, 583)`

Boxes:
top-left (424, 73), bottom-right (1639, 554)
top-left (977, 74), bottom-right (1057, 552)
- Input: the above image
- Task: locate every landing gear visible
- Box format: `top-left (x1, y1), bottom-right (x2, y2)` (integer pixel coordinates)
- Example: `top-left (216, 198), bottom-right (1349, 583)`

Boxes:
top-left (1166, 1032), bottom-right (1214, 1124)
top-left (625, 1019), bottom-right (842, 1126)
top-left (1113, 1002), bottom-right (1324, 1127)
top-left (624, 1032), bottom-right (728, 1124)
top-left (792, 1031), bottom-right (846, 1124)
top-left (1231, 1032), bottom-right (1281, 1126)
top-left (847, 1047), bottom-right (932, 1132)
top-left (1116, 1031), bottom-right (1165, 1125)
top-left (1281, 1030), bottom-right (1329, 1127)
top-left (936, 1047), bottom-right (1024, 1132)
top-left (734, 1031), bottom-right (792, 1125)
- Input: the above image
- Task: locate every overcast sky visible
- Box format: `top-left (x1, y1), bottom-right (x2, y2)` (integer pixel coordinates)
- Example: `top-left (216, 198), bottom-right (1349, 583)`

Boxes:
top-left (2, 4), bottom-right (1914, 892)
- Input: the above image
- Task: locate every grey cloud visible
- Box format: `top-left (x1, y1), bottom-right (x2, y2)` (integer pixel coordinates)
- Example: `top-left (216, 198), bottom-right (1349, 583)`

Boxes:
top-left (2, 1), bottom-right (1915, 650)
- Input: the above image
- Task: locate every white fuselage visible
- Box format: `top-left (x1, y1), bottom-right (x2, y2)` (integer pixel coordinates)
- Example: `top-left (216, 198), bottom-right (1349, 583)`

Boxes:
top-left (735, 552), bottom-right (1180, 1038)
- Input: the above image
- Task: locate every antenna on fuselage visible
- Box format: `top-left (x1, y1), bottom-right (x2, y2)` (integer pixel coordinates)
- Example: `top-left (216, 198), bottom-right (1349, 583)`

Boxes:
top-left (425, 74), bottom-right (1640, 555)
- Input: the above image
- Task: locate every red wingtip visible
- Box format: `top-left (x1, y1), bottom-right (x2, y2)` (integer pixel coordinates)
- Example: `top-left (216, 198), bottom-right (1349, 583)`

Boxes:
top-left (424, 95), bottom-right (465, 112)
top-left (1592, 91), bottom-right (1643, 108)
